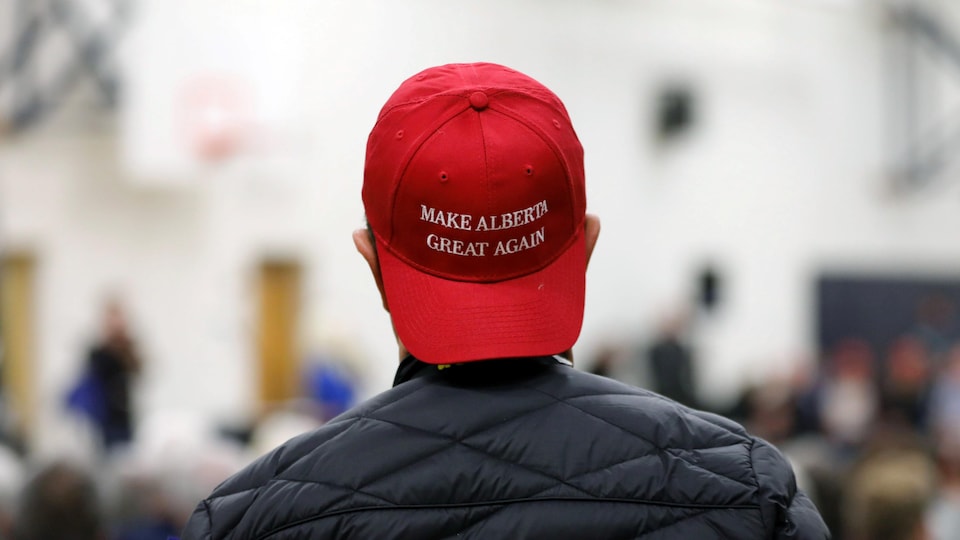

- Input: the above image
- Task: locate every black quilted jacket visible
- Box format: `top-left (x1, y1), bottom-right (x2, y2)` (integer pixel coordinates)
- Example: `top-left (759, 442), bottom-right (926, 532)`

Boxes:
top-left (182, 357), bottom-right (829, 539)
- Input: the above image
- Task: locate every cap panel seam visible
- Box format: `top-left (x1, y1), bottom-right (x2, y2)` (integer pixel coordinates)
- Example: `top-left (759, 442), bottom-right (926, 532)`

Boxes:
top-left (487, 103), bottom-right (586, 239)
top-left (477, 107), bottom-right (493, 225)
top-left (486, 88), bottom-right (573, 119)
top-left (382, 105), bottom-right (470, 243)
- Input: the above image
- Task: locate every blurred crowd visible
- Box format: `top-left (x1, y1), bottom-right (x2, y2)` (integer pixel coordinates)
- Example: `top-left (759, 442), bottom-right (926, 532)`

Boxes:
top-left (0, 295), bottom-right (955, 539)
top-left (593, 296), bottom-right (960, 540)
top-left (0, 392), bottom-right (355, 540)
top-left (0, 298), bottom-right (362, 540)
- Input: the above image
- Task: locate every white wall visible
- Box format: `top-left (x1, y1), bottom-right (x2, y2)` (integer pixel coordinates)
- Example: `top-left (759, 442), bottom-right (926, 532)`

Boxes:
top-left (2, 0), bottom-right (960, 452)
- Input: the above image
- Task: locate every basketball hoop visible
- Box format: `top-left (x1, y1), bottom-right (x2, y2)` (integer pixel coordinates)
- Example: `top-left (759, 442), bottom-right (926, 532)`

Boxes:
top-left (178, 74), bottom-right (252, 164)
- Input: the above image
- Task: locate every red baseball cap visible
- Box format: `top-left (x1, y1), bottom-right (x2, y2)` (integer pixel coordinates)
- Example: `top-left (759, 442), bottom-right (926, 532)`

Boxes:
top-left (363, 63), bottom-right (586, 364)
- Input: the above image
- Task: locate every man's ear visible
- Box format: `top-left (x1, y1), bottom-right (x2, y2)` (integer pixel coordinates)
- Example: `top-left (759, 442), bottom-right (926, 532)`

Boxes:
top-left (353, 229), bottom-right (389, 311)
top-left (584, 214), bottom-right (601, 269)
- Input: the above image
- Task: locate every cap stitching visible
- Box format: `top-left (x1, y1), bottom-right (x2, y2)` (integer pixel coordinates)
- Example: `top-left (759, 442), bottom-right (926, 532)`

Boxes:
top-left (383, 104), bottom-right (471, 242)
top-left (486, 103), bottom-right (586, 246)
top-left (373, 88), bottom-right (583, 282)
top-left (379, 215), bottom-right (586, 284)
top-left (377, 105), bottom-right (583, 283)
top-left (486, 88), bottom-right (572, 119)
top-left (478, 105), bottom-right (494, 231)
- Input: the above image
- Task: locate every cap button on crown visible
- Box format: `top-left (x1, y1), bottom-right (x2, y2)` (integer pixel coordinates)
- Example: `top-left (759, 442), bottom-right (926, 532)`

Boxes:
top-left (469, 91), bottom-right (489, 111)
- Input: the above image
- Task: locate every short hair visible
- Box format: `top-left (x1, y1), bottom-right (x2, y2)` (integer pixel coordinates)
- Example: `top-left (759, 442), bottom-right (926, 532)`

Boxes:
top-left (13, 462), bottom-right (102, 540)
top-left (844, 450), bottom-right (935, 540)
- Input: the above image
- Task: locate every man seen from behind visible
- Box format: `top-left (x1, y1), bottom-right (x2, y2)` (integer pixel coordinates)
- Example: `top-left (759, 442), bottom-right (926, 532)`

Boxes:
top-left (182, 62), bottom-right (829, 539)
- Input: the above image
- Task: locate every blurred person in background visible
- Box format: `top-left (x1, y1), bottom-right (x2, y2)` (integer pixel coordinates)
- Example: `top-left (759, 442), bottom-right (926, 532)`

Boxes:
top-left (13, 461), bottom-right (104, 540)
top-left (0, 446), bottom-right (24, 540)
top-left (645, 309), bottom-right (699, 409)
top-left (926, 347), bottom-right (960, 540)
top-left (590, 347), bottom-right (617, 377)
top-left (843, 448), bottom-right (936, 540)
top-left (815, 339), bottom-right (878, 452)
top-left (302, 352), bottom-right (359, 423)
top-left (928, 344), bottom-right (960, 441)
top-left (105, 411), bottom-right (247, 540)
top-left (911, 293), bottom-right (960, 367)
top-left (585, 343), bottom-right (621, 378)
top-left (84, 299), bottom-right (142, 451)
top-left (928, 428), bottom-right (960, 540)
top-left (181, 62), bottom-right (827, 539)
top-left (739, 378), bottom-right (800, 449)
top-left (880, 335), bottom-right (933, 431)
top-left (778, 331), bottom-right (875, 527)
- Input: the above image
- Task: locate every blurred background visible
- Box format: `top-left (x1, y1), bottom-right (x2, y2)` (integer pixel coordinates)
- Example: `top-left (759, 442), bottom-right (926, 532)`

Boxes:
top-left (1, 0), bottom-right (960, 538)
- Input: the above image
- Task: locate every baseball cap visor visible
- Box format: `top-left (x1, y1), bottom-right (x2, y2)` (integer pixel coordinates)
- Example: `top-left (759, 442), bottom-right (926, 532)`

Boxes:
top-left (378, 228), bottom-right (587, 365)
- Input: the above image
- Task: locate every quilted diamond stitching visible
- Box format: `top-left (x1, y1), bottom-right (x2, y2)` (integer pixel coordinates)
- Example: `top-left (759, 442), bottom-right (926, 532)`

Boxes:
top-left (360, 414), bottom-right (598, 498)
top-left (520, 387), bottom-right (757, 491)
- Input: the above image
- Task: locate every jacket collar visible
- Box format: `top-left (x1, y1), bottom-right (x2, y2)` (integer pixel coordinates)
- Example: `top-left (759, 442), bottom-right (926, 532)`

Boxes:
top-left (393, 355), bottom-right (572, 387)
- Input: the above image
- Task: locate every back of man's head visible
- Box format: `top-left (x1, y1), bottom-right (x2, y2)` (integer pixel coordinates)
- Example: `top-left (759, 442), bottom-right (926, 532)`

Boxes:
top-left (360, 63), bottom-right (590, 364)
top-left (845, 450), bottom-right (935, 540)
top-left (14, 461), bottom-right (102, 540)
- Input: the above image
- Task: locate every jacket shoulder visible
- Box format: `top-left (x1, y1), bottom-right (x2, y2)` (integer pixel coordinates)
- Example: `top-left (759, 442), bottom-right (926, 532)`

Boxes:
top-left (561, 371), bottom-right (829, 538)
top-left (554, 368), bottom-right (754, 445)
top-left (182, 383), bottom-right (420, 540)
top-left (750, 437), bottom-right (830, 538)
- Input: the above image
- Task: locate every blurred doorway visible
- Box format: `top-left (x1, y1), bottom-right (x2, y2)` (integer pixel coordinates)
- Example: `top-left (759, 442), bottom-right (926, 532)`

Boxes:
top-left (0, 252), bottom-right (36, 440)
top-left (256, 259), bottom-right (302, 409)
